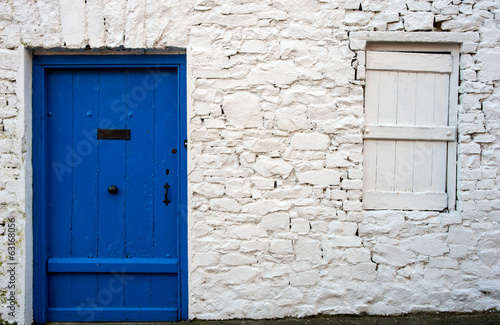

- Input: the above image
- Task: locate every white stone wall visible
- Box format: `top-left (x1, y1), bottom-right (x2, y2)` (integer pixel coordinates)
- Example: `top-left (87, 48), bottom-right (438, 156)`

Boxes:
top-left (0, 0), bottom-right (499, 323)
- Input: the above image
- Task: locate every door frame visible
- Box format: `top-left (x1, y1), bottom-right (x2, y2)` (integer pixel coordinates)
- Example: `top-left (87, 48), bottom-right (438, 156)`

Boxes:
top-left (32, 55), bottom-right (188, 324)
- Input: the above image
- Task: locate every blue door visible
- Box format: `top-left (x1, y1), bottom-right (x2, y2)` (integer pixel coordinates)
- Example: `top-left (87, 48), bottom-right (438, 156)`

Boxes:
top-left (33, 56), bottom-right (187, 323)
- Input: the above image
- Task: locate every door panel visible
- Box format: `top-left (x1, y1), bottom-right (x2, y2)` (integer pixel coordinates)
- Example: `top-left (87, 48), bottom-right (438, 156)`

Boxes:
top-left (40, 64), bottom-right (183, 322)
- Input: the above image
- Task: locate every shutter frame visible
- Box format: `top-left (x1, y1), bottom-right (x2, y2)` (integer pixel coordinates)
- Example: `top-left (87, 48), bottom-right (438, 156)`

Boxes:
top-left (363, 47), bottom-right (458, 211)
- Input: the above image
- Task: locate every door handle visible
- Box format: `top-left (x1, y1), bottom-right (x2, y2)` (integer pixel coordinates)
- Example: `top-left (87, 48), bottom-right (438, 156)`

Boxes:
top-left (108, 185), bottom-right (118, 194)
top-left (163, 183), bottom-right (171, 206)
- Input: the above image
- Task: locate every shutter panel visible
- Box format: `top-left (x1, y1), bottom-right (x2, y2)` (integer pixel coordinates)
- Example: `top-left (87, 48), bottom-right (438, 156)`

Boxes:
top-left (363, 51), bottom-right (454, 210)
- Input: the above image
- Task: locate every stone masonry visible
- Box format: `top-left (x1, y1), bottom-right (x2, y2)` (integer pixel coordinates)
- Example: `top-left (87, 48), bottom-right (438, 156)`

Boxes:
top-left (0, 0), bottom-right (499, 323)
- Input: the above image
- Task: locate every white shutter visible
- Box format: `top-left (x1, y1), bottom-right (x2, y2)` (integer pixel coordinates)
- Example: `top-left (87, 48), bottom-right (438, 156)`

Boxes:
top-left (363, 51), bottom-right (456, 210)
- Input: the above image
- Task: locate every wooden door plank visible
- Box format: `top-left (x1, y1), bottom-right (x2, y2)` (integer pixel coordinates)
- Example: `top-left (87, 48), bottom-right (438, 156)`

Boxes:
top-left (46, 70), bottom-right (74, 309)
top-left (48, 306), bottom-right (177, 322)
top-left (48, 257), bottom-right (178, 273)
top-left (97, 69), bottom-right (127, 258)
top-left (363, 140), bottom-right (377, 191)
top-left (153, 68), bottom-right (178, 259)
top-left (124, 69), bottom-right (155, 258)
top-left (432, 74), bottom-right (450, 193)
top-left (71, 69), bottom-right (100, 308)
top-left (47, 70), bottom-right (73, 258)
top-left (374, 71), bottom-right (398, 192)
top-left (367, 51), bottom-right (452, 73)
top-left (124, 69), bottom-right (155, 308)
top-left (97, 70), bottom-right (127, 308)
top-left (395, 72), bottom-right (417, 192)
top-left (414, 73), bottom-right (436, 193)
top-left (72, 70), bottom-right (99, 257)
top-left (364, 125), bottom-right (456, 141)
top-left (363, 191), bottom-right (448, 210)
top-left (152, 68), bottom-right (179, 309)
top-left (364, 70), bottom-right (379, 124)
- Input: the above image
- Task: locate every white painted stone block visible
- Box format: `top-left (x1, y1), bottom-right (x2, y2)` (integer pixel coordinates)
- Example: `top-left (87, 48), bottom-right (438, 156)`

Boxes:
top-left (447, 228), bottom-right (475, 245)
top-left (240, 40), bottom-right (268, 54)
top-left (248, 61), bottom-right (299, 85)
top-left (223, 92), bottom-right (262, 128)
top-left (192, 253), bottom-right (220, 267)
top-left (329, 236), bottom-right (362, 247)
top-left (225, 179), bottom-right (252, 198)
top-left (270, 240), bottom-right (293, 254)
top-left (259, 212), bottom-right (290, 231)
top-left (345, 12), bottom-right (372, 26)
top-left (373, 244), bottom-right (415, 266)
top-left (192, 183), bottom-right (225, 198)
top-left (296, 170), bottom-right (341, 186)
top-left (295, 240), bottom-right (321, 260)
top-left (409, 237), bottom-right (449, 256)
top-left (262, 263), bottom-right (291, 278)
top-left (290, 270), bottom-right (319, 286)
top-left (242, 200), bottom-right (292, 215)
top-left (209, 198), bottom-right (241, 212)
top-left (291, 133), bottom-right (330, 150)
top-left (404, 12), bottom-right (434, 31)
top-left (221, 253), bottom-right (257, 266)
top-left (254, 157), bottom-right (293, 178)
top-left (291, 219), bottom-right (310, 234)
top-left (222, 266), bottom-right (259, 285)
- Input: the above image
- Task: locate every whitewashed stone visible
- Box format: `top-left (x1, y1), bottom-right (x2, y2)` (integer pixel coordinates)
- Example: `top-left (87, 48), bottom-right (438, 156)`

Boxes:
top-left (447, 228), bottom-right (475, 245)
top-left (441, 14), bottom-right (483, 31)
top-left (407, 1), bottom-right (431, 11)
top-left (329, 221), bottom-right (357, 235)
top-left (409, 237), bottom-right (449, 256)
top-left (251, 177), bottom-right (275, 190)
top-left (1, 0), bottom-right (499, 322)
top-left (373, 244), bottom-right (415, 267)
top-left (291, 219), bottom-right (310, 234)
top-left (209, 198), bottom-right (241, 212)
top-left (253, 157), bottom-right (293, 178)
top-left (296, 170), bottom-right (341, 186)
top-left (295, 240), bottom-right (321, 260)
top-left (223, 92), bottom-right (262, 128)
top-left (221, 253), bottom-right (256, 266)
top-left (192, 183), bottom-right (225, 198)
top-left (345, 12), bottom-right (372, 26)
top-left (259, 212), bottom-right (290, 231)
top-left (262, 263), bottom-right (291, 278)
top-left (328, 236), bottom-right (362, 247)
top-left (246, 138), bottom-right (282, 153)
top-left (291, 133), bottom-right (330, 150)
top-left (242, 200), bottom-right (292, 215)
top-left (193, 253), bottom-right (219, 267)
top-left (345, 248), bottom-right (371, 264)
top-left (270, 240), bottom-right (293, 254)
top-left (248, 61), bottom-right (299, 85)
top-left (404, 12), bottom-right (434, 31)
top-left (240, 240), bottom-right (269, 253)
top-left (225, 179), bottom-right (252, 198)
top-left (222, 266), bottom-right (259, 285)
top-left (240, 40), bottom-right (268, 54)
top-left (476, 49), bottom-right (500, 81)
top-left (290, 270), bottom-right (319, 286)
